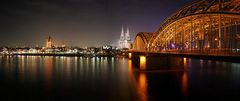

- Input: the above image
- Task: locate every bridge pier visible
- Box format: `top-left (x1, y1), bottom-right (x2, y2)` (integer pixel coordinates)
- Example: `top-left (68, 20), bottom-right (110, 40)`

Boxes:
top-left (129, 52), bottom-right (184, 71)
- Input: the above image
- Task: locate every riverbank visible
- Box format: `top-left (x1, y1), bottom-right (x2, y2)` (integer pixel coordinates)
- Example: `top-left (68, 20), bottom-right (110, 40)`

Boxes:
top-left (3, 53), bottom-right (116, 57)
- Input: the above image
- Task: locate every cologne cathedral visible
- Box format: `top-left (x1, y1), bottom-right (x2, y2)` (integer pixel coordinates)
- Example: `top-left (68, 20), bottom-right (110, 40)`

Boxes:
top-left (118, 27), bottom-right (131, 49)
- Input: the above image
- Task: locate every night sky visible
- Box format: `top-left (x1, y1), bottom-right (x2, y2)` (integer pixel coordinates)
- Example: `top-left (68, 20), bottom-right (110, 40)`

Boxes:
top-left (0, 0), bottom-right (192, 47)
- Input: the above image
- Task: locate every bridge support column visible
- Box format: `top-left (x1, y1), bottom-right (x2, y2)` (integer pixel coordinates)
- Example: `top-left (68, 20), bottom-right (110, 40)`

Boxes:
top-left (130, 52), bottom-right (184, 71)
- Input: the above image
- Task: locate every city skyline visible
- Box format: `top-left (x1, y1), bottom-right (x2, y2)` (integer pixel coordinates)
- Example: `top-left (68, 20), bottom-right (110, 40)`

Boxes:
top-left (0, 0), bottom-right (191, 47)
top-left (1, 0), bottom-right (240, 101)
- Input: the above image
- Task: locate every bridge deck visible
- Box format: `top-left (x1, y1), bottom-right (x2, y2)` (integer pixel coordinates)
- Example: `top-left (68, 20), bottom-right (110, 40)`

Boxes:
top-left (129, 51), bottom-right (240, 63)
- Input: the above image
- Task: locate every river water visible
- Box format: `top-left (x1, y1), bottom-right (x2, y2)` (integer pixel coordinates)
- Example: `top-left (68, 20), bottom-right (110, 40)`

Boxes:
top-left (0, 56), bottom-right (240, 101)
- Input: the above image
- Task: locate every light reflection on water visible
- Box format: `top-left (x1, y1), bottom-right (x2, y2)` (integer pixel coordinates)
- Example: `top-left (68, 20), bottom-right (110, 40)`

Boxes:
top-left (181, 58), bottom-right (188, 97)
top-left (128, 60), bottom-right (149, 101)
top-left (181, 71), bottom-right (188, 97)
top-left (0, 56), bottom-right (240, 100)
top-left (138, 73), bottom-right (148, 101)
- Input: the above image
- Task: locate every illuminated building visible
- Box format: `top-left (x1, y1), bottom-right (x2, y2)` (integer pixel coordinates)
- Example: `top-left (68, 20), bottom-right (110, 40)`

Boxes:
top-left (118, 27), bottom-right (132, 49)
top-left (46, 36), bottom-right (54, 48)
top-left (61, 42), bottom-right (66, 48)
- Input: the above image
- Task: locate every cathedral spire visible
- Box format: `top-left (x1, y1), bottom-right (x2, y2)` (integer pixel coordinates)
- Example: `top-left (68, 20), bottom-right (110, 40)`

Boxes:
top-left (125, 27), bottom-right (130, 41)
top-left (121, 26), bottom-right (124, 37)
top-left (118, 26), bottom-right (131, 49)
top-left (120, 26), bottom-right (125, 41)
top-left (47, 36), bottom-right (52, 42)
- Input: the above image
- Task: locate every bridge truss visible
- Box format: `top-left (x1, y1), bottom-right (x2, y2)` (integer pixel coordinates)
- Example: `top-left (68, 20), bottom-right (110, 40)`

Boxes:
top-left (143, 0), bottom-right (240, 55)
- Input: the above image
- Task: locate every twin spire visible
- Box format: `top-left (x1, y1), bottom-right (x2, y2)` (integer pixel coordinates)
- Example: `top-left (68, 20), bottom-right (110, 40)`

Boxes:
top-left (120, 26), bottom-right (130, 41)
top-left (119, 26), bottom-right (131, 49)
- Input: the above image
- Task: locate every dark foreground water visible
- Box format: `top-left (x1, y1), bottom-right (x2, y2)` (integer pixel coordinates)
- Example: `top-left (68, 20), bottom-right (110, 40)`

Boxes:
top-left (0, 56), bottom-right (240, 101)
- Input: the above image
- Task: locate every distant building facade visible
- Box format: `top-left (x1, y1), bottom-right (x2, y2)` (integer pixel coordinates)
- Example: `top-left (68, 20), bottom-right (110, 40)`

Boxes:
top-left (118, 27), bottom-right (131, 49)
top-left (61, 42), bottom-right (66, 48)
top-left (46, 36), bottom-right (54, 48)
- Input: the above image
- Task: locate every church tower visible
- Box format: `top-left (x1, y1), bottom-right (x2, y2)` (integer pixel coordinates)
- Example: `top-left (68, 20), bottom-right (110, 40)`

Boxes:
top-left (118, 26), bottom-right (132, 49)
top-left (120, 27), bottom-right (125, 41)
top-left (119, 27), bottom-right (125, 49)
top-left (46, 36), bottom-right (53, 48)
top-left (125, 27), bottom-right (130, 41)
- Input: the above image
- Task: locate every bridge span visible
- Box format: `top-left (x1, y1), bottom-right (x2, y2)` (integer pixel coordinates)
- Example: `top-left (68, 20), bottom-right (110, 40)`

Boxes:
top-left (132, 0), bottom-right (240, 56)
top-left (130, 0), bottom-right (240, 71)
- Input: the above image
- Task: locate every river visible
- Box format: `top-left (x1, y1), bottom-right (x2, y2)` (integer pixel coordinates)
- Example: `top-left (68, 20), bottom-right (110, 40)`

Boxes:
top-left (0, 56), bottom-right (240, 101)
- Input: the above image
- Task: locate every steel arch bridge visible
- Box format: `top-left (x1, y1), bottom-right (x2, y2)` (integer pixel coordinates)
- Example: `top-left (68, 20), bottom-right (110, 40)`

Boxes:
top-left (132, 0), bottom-right (240, 55)
top-left (132, 32), bottom-right (153, 51)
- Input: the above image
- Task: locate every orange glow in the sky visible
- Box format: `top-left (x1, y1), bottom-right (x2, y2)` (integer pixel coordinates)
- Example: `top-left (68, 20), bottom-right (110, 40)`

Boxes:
top-left (140, 56), bottom-right (146, 70)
